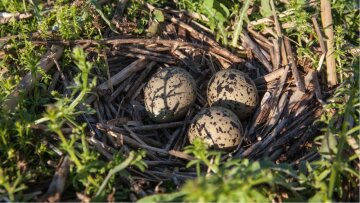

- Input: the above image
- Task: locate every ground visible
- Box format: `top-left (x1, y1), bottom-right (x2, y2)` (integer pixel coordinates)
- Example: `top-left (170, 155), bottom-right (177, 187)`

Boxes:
top-left (0, 0), bottom-right (359, 202)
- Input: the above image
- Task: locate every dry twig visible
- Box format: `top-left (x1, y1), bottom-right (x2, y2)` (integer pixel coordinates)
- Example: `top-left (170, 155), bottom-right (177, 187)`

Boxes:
top-left (42, 156), bottom-right (70, 202)
top-left (284, 37), bottom-right (306, 92)
top-left (320, 0), bottom-right (337, 86)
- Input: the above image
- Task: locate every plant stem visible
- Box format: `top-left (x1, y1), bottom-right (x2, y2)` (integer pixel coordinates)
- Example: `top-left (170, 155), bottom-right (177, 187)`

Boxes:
top-left (231, 0), bottom-right (250, 47)
top-left (69, 91), bottom-right (86, 110)
top-left (56, 129), bottom-right (82, 169)
top-left (320, 0), bottom-right (337, 87)
top-left (96, 152), bottom-right (135, 196)
top-left (328, 88), bottom-right (355, 198)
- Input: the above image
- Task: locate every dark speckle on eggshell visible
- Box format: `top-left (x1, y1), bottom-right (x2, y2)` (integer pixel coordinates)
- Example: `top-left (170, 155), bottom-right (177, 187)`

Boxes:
top-left (207, 69), bottom-right (258, 120)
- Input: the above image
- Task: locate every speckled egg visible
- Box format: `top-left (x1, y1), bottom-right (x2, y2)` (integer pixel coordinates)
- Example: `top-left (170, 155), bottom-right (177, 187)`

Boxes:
top-left (188, 106), bottom-right (243, 150)
top-left (207, 69), bottom-right (258, 120)
top-left (144, 67), bottom-right (196, 123)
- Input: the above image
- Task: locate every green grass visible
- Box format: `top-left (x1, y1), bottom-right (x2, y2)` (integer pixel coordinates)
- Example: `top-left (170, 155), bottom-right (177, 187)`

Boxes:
top-left (0, 0), bottom-right (359, 202)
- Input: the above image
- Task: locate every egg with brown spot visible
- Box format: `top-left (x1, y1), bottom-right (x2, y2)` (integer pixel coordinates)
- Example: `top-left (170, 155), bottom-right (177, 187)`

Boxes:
top-left (207, 69), bottom-right (258, 120)
top-left (188, 107), bottom-right (243, 150)
top-left (144, 67), bottom-right (196, 122)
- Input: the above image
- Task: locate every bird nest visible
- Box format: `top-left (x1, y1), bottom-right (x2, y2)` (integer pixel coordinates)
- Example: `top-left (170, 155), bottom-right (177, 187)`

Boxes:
top-left (33, 11), bottom-right (326, 198)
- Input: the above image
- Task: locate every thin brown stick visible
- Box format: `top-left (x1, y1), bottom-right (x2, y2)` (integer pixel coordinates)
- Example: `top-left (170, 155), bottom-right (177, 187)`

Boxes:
top-left (287, 71), bottom-right (313, 110)
top-left (245, 90), bottom-right (272, 137)
top-left (291, 152), bottom-right (320, 165)
top-left (165, 128), bottom-right (181, 151)
top-left (284, 37), bottom-right (306, 92)
top-left (112, 51), bottom-right (176, 64)
top-left (29, 38), bottom-right (242, 64)
top-left (110, 74), bottom-right (135, 101)
top-left (125, 61), bottom-right (156, 100)
top-left (247, 28), bottom-right (273, 47)
top-left (241, 118), bottom-right (289, 158)
top-left (96, 121), bottom-right (184, 133)
top-left (169, 17), bottom-right (244, 63)
top-left (107, 131), bottom-right (168, 156)
top-left (285, 123), bottom-right (321, 160)
top-left (249, 9), bottom-right (294, 27)
top-left (97, 58), bottom-right (148, 91)
top-left (120, 46), bottom-right (173, 59)
top-left (311, 16), bottom-right (326, 54)
top-left (254, 67), bottom-right (285, 85)
top-left (263, 91), bottom-right (289, 135)
top-left (269, 148), bottom-right (283, 161)
top-left (269, 44), bottom-right (276, 71)
top-left (294, 93), bottom-right (316, 117)
top-left (94, 101), bottom-right (105, 123)
top-left (241, 31), bottom-right (272, 72)
top-left (320, 0), bottom-right (337, 87)
top-left (270, 0), bottom-right (288, 67)
top-left (311, 70), bottom-right (323, 100)
top-left (272, 38), bottom-right (281, 70)
top-left (168, 150), bottom-right (196, 161)
top-left (270, 0), bottom-right (282, 37)
top-left (280, 41), bottom-right (288, 65)
top-left (130, 121), bottom-right (185, 131)
top-left (269, 109), bottom-right (322, 153)
top-left (172, 49), bottom-right (202, 72)
top-left (123, 125), bottom-right (148, 145)
top-left (250, 64), bottom-right (290, 136)
top-left (317, 53), bottom-right (326, 72)
top-left (87, 137), bottom-right (114, 160)
top-left (42, 156), bottom-right (70, 202)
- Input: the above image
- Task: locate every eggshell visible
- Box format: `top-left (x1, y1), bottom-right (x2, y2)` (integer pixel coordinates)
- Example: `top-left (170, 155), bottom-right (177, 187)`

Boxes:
top-left (144, 67), bottom-right (196, 122)
top-left (207, 69), bottom-right (258, 120)
top-left (188, 106), bottom-right (243, 150)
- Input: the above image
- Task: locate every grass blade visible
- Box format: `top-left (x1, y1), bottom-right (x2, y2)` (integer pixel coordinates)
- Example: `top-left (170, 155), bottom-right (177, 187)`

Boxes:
top-left (231, 0), bottom-right (250, 47)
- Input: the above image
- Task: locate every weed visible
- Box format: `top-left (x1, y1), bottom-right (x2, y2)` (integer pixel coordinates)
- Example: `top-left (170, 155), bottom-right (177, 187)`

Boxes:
top-left (313, 56), bottom-right (359, 201)
top-left (140, 139), bottom-right (305, 202)
top-left (125, 0), bottom-right (167, 34)
top-left (0, 0), bottom-right (358, 202)
top-left (0, 0), bottom-right (28, 13)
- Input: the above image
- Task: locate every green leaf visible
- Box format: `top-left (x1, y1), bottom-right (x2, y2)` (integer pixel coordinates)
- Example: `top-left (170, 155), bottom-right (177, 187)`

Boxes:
top-left (345, 125), bottom-right (360, 136)
top-left (154, 10), bottom-right (164, 22)
top-left (309, 190), bottom-right (327, 202)
top-left (250, 161), bottom-right (261, 172)
top-left (319, 131), bottom-right (338, 158)
top-left (213, 1), bottom-right (230, 21)
top-left (318, 169), bottom-right (331, 181)
top-left (231, 0), bottom-right (251, 47)
top-left (186, 159), bottom-right (200, 168)
top-left (203, 0), bottom-right (214, 9)
top-left (260, 0), bottom-right (272, 18)
top-left (95, 152), bottom-right (135, 196)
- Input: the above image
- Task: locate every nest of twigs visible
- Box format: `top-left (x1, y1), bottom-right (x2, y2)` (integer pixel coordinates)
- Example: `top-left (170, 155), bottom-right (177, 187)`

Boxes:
top-left (26, 8), bottom-right (328, 199)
